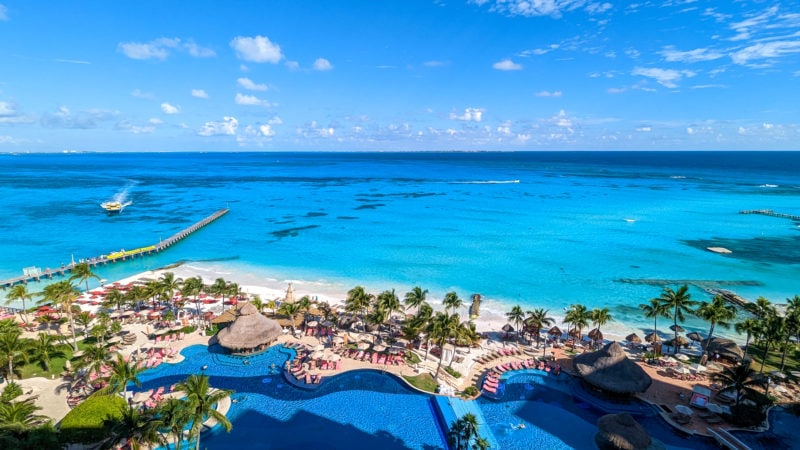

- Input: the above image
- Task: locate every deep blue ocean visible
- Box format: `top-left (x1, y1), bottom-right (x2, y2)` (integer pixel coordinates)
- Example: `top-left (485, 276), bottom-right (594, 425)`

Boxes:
top-left (3, 151), bottom-right (800, 339)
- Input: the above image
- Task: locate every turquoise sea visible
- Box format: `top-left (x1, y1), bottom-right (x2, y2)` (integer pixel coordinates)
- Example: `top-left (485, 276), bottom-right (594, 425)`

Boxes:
top-left (3, 151), bottom-right (800, 339)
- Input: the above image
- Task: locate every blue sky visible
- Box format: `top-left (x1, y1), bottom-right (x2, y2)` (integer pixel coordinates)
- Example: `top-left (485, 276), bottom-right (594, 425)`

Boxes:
top-left (0, 1), bottom-right (799, 152)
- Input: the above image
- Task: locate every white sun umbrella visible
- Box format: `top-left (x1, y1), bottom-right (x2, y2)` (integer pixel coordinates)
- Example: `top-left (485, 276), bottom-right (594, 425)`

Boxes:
top-left (690, 363), bottom-right (707, 373)
top-left (107, 336), bottom-right (122, 344)
top-left (661, 355), bottom-right (677, 364)
top-left (771, 370), bottom-right (787, 380)
top-left (310, 350), bottom-right (325, 360)
top-left (332, 336), bottom-right (344, 344)
top-left (307, 320), bottom-right (319, 328)
top-left (132, 390), bottom-right (153, 403)
top-left (372, 344), bottom-right (386, 352)
top-left (675, 353), bottom-right (690, 361)
top-left (675, 366), bottom-right (690, 375)
top-left (357, 342), bottom-right (370, 350)
top-left (321, 320), bottom-right (334, 328)
top-left (329, 353), bottom-right (341, 361)
top-left (314, 344), bottom-right (325, 351)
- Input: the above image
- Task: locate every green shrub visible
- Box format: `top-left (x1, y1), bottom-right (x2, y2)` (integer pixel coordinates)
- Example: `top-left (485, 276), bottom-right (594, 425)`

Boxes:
top-left (444, 367), bottom-right (461, 378)
top-left (403, 373), bottom-right (438, 393)
top-left (59, 394), bottom-right (126, 445)
top-left (404, 351), bottom-right (421, 364)
top-left (462, 386), bottom-right (479, 397)
top-left (725, 403), bottom-right (766, 428)
top-left (205, 324), bottom-right (219, 336)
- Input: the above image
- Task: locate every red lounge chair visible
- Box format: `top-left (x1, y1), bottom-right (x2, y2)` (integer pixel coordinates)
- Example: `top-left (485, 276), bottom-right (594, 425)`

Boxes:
top-left (305, 373), bottom-right (312, 384)
top-left (483, 384), bottom-right (497, 393)
top-left (372, 353), bottom-right (379, 364)
top-left (378, 355), bottom-right (386, 364)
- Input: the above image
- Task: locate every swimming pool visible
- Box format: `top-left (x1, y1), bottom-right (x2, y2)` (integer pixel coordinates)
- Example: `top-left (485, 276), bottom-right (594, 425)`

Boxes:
top-left (476, 371), bottom-right (719, 450)
top-left (135, 345), bottom-right (448, 449)
top-left (731, 405), bottom-right (800, 450)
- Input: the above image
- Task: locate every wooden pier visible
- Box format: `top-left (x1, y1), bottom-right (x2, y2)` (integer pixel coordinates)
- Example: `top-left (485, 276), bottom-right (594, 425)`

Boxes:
top-left (0, 208), bottom-right (229, 289)
top-left (740, 209), bottom-right (800, 221)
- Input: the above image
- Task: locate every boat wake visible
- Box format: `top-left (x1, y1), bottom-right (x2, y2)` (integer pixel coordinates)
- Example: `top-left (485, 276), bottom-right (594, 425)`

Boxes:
top-left (450, 180), bottom-right (520, 184)
top-left (101, 182), bottom-right (136, 213)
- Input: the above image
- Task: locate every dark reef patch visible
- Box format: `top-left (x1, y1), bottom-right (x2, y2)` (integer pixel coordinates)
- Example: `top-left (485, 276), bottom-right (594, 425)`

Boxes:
top-left (337, 216), bottom-right (359, 220)
top-left (269, 225), bottom-right (320, 239)
top-left (306, 212), bottom-right (328, 217)
top-left (354, 204), bottom-right (385, 210)
top-left (684, 235), bottom-right (800, 265)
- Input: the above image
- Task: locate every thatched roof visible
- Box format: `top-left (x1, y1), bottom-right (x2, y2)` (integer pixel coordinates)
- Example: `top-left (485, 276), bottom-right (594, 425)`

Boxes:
top-left (216, 303), bottom-right (282, 351)
top-left (595, 413), bottom-right (661, 450)
top-left (588, 328), bottom-right (603, 341)
top-left (210, 304), bottom-right (245, 324)
top-left (625, 333), bottom-right (641, 344)
top-left (574, 341), bottom-right (652, 394)
top-left (644, 332), bottom-right (661, 343)
top-left (702, 337), bottom-right (744, 361)
top-left (548, 326), bottom-right (562, 336)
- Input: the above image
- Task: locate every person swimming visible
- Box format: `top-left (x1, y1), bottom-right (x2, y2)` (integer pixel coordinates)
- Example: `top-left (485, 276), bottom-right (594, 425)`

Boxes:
top-left (201, 365), bottom-right (208, 370)
top-left (510, 423), bottom-right (526, 430)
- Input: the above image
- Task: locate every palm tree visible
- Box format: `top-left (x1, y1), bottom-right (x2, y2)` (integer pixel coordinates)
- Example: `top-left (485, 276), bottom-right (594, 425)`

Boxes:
top-left (40, 280), bottom-right (81, 351)
top-left (710, 363), bottom-right (766, 406)
top-left (427, 311), bottom-right (460, 378)
top-left (105, 404), bottom-right (165, 450)
top-left (74, 311), bottom-right (93, 336)
top-left (159, 272), bottom-right (183, 304)
top-left (127, 285), bottom-right (149, 310)
top-left (157, 397), bottom-right (191, 450)
top-left (29, 333), bottom-right (67, 372)
top-left (97, 354), bottom-right (143, 400)
top-left (443, 291), bottom-right (463, 315)
top-left (69, 262), bottom-right (100, 292)
top-left (250, 296), bottom-right (264, 314)
top-left (757, 314), bottom-right (785, 374)
top-left (657, 285), bottom-right (697, 355)
top-left (181, 276), bottom-right (204, 321)
top-left (735, 318), bottom-right (761, 360)
top-left (76, 344), bottom-right (111, 379)
top-left (0, 332), bottom-right (29, 383)
top-left (345, 286), bottom-right (374, 326)
top-left (590, 307), bottom-right (614, 347)
top-left (695, 295), bottom-right (737, 357)
top-left (4, 285), bottom-right (33, 325)
top-left (505, 305), bottom-right (525, 342)
top-left (524, 308), bottom-right (554, 347)
top-left (447, 413), bottom-right (479, 450)
top-left (472, 436), bottom-right (491, 450)
top-left (278, 302), bottom-right (301, 332)
top-left (745, 296), bottom-right (776, 320)
top-left (377, 289), bottom-right (401, 338)
top-left (0, 397), bottom-right (49, 431)
top-left (563, 304), bottom-right (590, 342)
top-left (175, 374), bottom-right (233, 450)
top-left (103, 287), bottom-right (126, 311)
top-left (297, 296), bottom-right (312, 327)
top-left (639, 297), bottom-right (670, 348)
top-left (209, 278), bottom-right (229, 312)
top-left (404, 286), bottom-right (429, 314)
top-left (264, 298), bottom-right (278, 318)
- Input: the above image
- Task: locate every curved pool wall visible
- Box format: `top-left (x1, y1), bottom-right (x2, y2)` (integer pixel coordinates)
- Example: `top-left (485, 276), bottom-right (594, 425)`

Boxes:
top-left (476, 369), bottom-right (720, 450)
top-left (731, 405), bottom-right (800, 450)
top-left (134, 345), bottom-right (449, 450)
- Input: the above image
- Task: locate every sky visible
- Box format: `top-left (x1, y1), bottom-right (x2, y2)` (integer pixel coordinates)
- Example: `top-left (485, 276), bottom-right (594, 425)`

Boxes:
top-left (0, 0), bottom-right (799, 152)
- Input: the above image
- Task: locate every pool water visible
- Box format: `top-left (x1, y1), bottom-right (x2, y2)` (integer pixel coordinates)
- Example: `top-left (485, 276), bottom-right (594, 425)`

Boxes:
top-left (732, 406), bottom-right (800, 450)
top-left (476, 372), bottom-right (719, 450)
top-left (135, 345), bottom-right (448, 449)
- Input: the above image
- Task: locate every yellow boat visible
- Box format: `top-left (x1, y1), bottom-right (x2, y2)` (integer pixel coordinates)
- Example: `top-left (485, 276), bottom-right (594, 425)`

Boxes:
top-left (101, 201), bottom-right (124, 214)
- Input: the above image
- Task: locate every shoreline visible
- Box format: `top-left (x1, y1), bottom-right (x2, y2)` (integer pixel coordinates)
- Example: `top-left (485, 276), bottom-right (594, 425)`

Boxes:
top-left (70, 262), bottom-right (742, 346)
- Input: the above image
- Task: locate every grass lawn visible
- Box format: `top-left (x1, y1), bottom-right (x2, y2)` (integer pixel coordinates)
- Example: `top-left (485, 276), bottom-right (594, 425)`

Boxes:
top-left (748, 343), bottom-right (800, 375)
top-left (403, 373), bottom-right (439, 393)
top-left (17, 336), bottom-right (94, 380)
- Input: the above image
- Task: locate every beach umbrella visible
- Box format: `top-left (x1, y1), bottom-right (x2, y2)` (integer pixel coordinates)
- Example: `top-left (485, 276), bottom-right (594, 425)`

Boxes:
top-left (771, 370), bottom-right (787, 380)
top-left (321, 320), bottom-right (334, 328)
top-left (625, 333), bottom-right (642, 344)
top-left (107, 336), bottom-right (122, 344)
top-left (501, 323), bottom-right (515, 333)
top-left (669, 324), bottom-right (685, 333)
top-left (666, 336), bottom-right (688, 347)
top-left (675, 353), bottom-right (690, 361)
top-left (372, 344), bottom-right (386, 352)
top-left (332, 336), bottom-right (344, 344)
top-left (310, 350), bottom-right (324, 360)
top-left (674, 366), bottom-right (690, 375)
top-left (690, 363), bottom-right (707, 373)
top-left (329, 354), bottom-right (341, 362)
top-left (644, 332), bottom-right (661, 343)
top-left (660, 355), bottom-right (677, 364)
top-left (357, 342), bottom-right (370, 350)
top-left (132, 391), bottom-right (152, 403)
top-left (307, 320), bottom-right (319, 328)
top-left (686, 331), bottom-right (703, 342)
top-left (569, 328), bottom-right (582, 338)
top-left (547, 326), bottom-right (562, 336)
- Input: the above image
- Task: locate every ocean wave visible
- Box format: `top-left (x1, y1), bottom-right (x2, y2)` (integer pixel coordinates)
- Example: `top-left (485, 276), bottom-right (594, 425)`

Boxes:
top-left (450, 180), bottom-right (520, 184)
top-left (759, 184), bottom-right (779, 188)
top-left (669, 176), bottom-right (686, 179)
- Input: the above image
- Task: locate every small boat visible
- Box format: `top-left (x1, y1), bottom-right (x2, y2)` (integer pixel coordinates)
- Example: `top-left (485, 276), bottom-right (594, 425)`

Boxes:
top-left (101, 201), bottom-right (124, 214)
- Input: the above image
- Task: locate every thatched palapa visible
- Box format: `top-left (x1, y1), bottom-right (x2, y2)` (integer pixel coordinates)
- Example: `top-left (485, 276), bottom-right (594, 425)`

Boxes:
top-left (702, 337), bottom-right (744, 361)
top-left (595, 413), bottom-right (663, 450)
top-left (216, 303), bottom-right (282, 353)
top-left (574, 341), bottom-right (652, 394)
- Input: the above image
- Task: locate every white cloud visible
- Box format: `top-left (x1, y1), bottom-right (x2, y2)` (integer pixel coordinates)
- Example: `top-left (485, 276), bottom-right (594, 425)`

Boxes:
top-left (191, 89), bottom-right (209, 99)
top-left (450, 108), bottom-right (485, 122)
top-left (161, 102), bottom-right (180, 114)
top-left (493, 59), bottom-right (523, 70)
top-left (131, 89), bottom-right (154, 100)
top-left (184, 40), bottom-right (216, 58)
top-left (730, 40), bottom-right (800, 66)
top-left (632, 67), bottom-right (695, 88)
top-left (234, 93), bottom-right (272, 107)
top-left (0, 135), bottom-right (23, 144)
top-left (115, 120), bottom-right (155, 134)
top-left (198, 116), bottom-right (238, 136)
top-left (118, 38), bottom-right (180, 60)
top-left (635, 126), bottom-right (652, 132)
top-left (55, 58), bottom-right (91, 65)
top-left (729, 5), bottom-right (778, 42)
top-left (267, 116), bottom-right (283, 125)
top-left (285, 61), bottom-right (300, 71)
top-left (607, 87), bottom-right (626, 94)
top-left (148, 118), bottom-right (163, 125)
top-left (473, 0), bottom-right (613, 18)
top-left (230, 35), bottom-right (283, 63)
top-left (660, 46), bottom-right (724, 63)
top-left (535, 90), bottom-right (562, 97)
top-left (520, 45), bottom-right (560, 56)
top-left (423, 60), bottom-right (449, 67)
top-left (313, 58), bottom-right (333, 71)
top-left (552, 109), bottom-right (572, 128)
top-left (40, 106), bottom-right (118, 129)
top-left (258, 124), bottom-right (276, 136)
top-left (0, 4), bottom-right (8, 21)
top-left (0, 101), bottom-right (34, 123)
top-left (237, 77), bottom-right (268, 91)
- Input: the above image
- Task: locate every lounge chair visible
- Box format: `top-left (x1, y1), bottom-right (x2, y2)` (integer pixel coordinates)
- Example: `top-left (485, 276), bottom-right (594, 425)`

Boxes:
top-left (314, 375), bottom-right (323, 384)
top-left (371, 353), bottom-right (379, 364)
top-left (378, 355), bottom-right (386, 364)
top-left (483, 384), bottom-right (497, 393)
top-left (305, 373), bottom-right (312, 384)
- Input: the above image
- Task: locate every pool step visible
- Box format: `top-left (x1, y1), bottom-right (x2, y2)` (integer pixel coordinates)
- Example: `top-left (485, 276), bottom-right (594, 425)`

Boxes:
top-left (433, 396), bottom-right (500, 449)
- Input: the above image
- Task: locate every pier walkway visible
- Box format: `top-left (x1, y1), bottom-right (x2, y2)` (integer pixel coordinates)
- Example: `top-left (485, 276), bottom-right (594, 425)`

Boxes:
top-left (740, 209), bottom-right (800, 221)
top-left (0, 208), bottom-right (229, 289)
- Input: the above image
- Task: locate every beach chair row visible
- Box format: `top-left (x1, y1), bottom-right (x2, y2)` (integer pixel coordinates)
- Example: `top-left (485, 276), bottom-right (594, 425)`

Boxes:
top-left (155, 332), bottom-right (185, 344)
top-left (476, 347), bottom-right (522, 364)
top-left (339, 348), bottom-right (406, 366)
